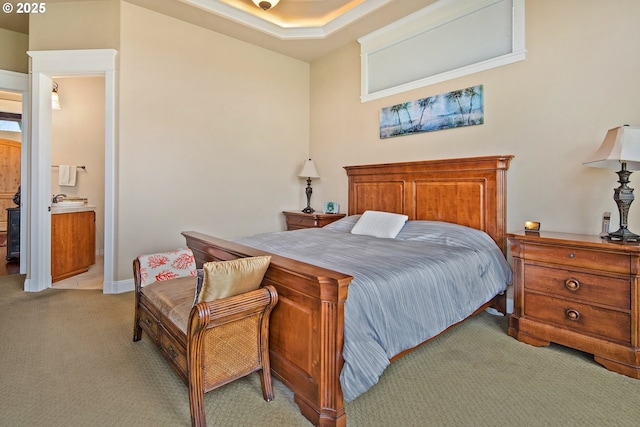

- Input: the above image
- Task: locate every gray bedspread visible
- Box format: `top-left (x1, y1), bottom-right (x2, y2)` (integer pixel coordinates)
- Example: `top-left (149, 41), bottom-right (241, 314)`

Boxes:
top-left (233, 217), bottom-right (512, 401)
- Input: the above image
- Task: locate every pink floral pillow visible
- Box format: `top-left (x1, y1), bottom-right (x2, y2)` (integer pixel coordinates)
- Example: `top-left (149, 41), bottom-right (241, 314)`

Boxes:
top-left (138, 248), bottom-right (197, 287)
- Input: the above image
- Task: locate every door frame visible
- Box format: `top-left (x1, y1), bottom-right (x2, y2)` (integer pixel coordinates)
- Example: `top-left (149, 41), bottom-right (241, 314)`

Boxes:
top-left (27, 49), bottom-right (117, 293)
top-left (0, 69), bottom-right (29, 275)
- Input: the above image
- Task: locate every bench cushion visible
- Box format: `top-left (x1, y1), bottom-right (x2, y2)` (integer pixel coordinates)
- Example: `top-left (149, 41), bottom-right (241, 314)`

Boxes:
top-left (168, 302), bottom-right (192, 334)
top-left (142, 276), bottom-right (195, 318)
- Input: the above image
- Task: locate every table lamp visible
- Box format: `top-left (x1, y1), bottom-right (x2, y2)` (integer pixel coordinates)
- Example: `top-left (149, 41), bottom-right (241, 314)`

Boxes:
top-left (584, 125), bottom-right (640, 241)
top-left (298, 159), bottom-right (320, 213)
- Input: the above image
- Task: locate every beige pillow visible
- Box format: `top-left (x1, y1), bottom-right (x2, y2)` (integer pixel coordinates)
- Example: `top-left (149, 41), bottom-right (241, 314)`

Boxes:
top-left (195, 255), bottom-right (271, 304)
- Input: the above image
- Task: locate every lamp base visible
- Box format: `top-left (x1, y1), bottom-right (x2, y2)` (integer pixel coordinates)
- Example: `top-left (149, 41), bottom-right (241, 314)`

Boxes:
top-left (302, 178), bottom-right (315, 214)
top-left (608, 163), bottom-right (639, 242)
top-left (606, 228), bottom-right (640, 242)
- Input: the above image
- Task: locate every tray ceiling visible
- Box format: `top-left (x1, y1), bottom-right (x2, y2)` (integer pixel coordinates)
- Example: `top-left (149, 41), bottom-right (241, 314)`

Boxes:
top-left (0, 0), bottom-right (439, 62)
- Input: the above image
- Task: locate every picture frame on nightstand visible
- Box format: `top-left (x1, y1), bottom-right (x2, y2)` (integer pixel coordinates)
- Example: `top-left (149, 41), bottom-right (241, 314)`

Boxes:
top-left (323, 202), bottom-right (340, 214)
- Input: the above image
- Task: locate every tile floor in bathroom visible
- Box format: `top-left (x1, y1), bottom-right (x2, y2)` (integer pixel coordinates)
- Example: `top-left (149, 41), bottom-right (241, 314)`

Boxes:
top-left (51, 255), bottom-right (104, 290)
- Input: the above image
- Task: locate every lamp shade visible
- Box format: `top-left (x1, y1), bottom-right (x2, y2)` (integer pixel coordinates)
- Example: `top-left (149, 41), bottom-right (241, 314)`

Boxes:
top-left (584, 125), bottom-right (640, 170)
top-left (298, 159), bottom-right (320, 179)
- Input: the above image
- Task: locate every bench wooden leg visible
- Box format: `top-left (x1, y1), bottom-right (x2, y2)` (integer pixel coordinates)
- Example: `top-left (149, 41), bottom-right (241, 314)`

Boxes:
top-left (133, 315), bottom-right (142, 342)
top-left (189, 383), bottom-right (206, 427)
top-left (259, 368), bottom-right (274, 402)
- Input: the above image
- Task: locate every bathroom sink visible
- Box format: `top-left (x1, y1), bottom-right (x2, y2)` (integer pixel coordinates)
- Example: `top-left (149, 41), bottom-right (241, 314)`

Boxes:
top-left (54, 200), bottom-right (85, 207)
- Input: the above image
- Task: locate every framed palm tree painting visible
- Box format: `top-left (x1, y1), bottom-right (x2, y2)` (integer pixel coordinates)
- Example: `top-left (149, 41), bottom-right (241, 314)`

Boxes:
top-left (379, 84), bottom-right (483, 139)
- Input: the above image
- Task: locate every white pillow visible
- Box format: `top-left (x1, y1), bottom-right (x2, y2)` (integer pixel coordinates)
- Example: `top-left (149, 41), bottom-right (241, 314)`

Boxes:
top-left (351, 210), bottom-right (408, 238)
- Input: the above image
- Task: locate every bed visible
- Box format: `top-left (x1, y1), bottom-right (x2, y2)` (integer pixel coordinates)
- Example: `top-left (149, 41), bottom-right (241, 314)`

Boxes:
top-left (183, 155), bottom-right (513, 427)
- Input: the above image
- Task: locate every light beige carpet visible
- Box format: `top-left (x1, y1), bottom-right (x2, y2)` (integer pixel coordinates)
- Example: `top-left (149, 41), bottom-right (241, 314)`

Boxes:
top-left (1, 274), bottom-right (639, 426)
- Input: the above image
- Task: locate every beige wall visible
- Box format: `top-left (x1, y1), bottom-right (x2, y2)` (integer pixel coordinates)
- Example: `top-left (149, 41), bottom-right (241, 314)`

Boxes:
top-left (0, 29), bottom-right (28, 73)
top-left (309, 0), bottom-right (640, 237)
top-left (51, 76), bottom-right (106, 253)
top-left (117, 3), bottom-right (310, 278)
top-left (28, 0), bottom-right (119, 50)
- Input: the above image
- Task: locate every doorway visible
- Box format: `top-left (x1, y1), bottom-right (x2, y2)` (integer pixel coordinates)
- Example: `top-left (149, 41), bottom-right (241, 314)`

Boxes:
top-left (49, 76), bottom-right (105, 289)
top-left (0, 70), bottom-right (28, 277)
top-left (27, 49), bottom-right (117, 293)
top-left (0, 137), bottom-right (21, 275)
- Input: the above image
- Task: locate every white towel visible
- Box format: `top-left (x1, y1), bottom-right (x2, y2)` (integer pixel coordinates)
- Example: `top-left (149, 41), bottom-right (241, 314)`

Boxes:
top-left (58, 165), bottom-right (77, 187)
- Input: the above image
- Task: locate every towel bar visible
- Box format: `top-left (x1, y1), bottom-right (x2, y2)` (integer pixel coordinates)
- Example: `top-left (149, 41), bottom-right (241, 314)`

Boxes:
top-left (52, 165), bottom-right (86, 170)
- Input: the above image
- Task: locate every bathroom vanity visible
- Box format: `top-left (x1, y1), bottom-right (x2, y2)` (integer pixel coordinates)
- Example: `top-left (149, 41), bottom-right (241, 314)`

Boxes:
top-left (51, 206), bottom-right (95, 282)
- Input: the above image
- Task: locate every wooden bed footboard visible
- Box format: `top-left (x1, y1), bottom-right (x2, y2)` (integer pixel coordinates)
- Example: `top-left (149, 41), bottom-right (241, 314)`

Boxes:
top-left (183, 231), bottom-right (353, 427)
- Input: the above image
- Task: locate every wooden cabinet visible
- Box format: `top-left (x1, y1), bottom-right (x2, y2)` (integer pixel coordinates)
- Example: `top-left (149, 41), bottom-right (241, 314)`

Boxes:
top-left (507, 231), bottom-right (640, 379)
top-left (51, 210), bottom-right (96, 282)
top-left (283, 211), bottom-right (346, 230)
top-left (0, 139), bottom-right (20, 239)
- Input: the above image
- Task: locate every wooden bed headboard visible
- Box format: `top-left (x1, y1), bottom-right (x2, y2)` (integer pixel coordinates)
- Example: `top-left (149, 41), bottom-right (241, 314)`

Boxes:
top-left (344, 155), bottom-right (514, 253)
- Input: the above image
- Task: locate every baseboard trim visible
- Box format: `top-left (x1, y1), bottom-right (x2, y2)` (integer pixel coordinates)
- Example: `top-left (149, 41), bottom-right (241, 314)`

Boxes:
top-left (103, 278), bottom-right (134, 294)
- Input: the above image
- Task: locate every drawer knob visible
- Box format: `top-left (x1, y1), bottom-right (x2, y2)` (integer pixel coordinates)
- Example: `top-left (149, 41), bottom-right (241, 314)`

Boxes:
top-left (565, 278), bottom-right (580, 291)
top-left (566, 309), bottom-right (580, 321)
top-left (569, 252), bottom-right (575, 259)
top-left (167, 345), bottom-right (178, 359)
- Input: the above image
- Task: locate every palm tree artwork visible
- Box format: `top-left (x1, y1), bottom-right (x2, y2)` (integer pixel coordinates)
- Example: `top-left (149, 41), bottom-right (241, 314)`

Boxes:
top-left (379, 84), bottom-right (483, 139)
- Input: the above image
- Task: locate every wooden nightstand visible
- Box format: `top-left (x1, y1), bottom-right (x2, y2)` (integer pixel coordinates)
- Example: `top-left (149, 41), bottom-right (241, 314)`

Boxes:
top-left (507, 230), bottom-right (640, 379)
top-left (283, 211), bottom-right (346, 230)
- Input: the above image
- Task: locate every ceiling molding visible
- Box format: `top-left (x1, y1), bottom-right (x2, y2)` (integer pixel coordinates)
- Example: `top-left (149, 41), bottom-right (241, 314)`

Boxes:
top-left (0, 0), bottom-right (440, 62)
top-left (180, 0), bottom-right (393, 39)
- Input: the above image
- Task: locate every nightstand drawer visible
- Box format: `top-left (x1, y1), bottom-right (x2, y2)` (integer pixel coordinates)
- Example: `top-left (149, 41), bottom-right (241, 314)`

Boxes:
top-left (283, 211), bottom-right (346, 230)
top-left (524, 292), bottom-right (631, 344)
top-left (524, 264), bottom-right (630, 310)
top-left (289, 215), bottom-right (317, 229)
top-left (524, 243), bottom-right (630, 274)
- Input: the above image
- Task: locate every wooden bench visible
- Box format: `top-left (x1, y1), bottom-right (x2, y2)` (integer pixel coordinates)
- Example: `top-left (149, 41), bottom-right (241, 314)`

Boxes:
top-left (132, 249), bottom-right (278, 426)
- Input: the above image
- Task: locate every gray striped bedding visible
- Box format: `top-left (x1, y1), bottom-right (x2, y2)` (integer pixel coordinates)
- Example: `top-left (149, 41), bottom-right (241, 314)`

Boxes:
top-left (233, 216), bottom-right (512, 401)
